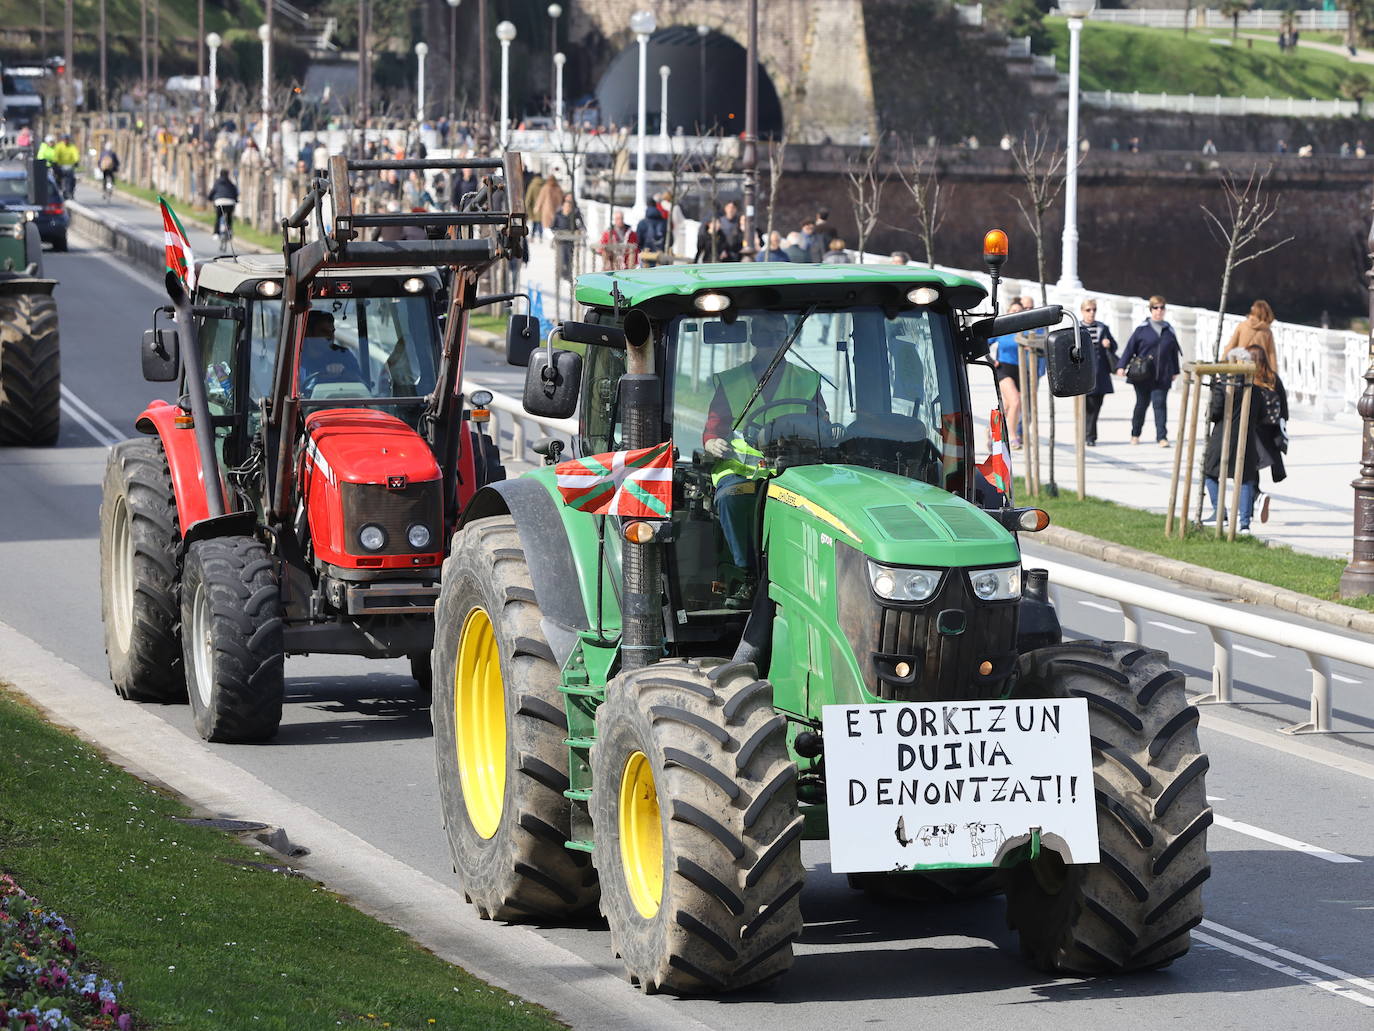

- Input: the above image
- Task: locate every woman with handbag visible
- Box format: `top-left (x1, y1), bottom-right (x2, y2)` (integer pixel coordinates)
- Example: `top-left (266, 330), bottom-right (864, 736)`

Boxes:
top-left (1116, 295), bottom-right (1182, 447)
top-left (1202, 346), bottom-right (1280, 533)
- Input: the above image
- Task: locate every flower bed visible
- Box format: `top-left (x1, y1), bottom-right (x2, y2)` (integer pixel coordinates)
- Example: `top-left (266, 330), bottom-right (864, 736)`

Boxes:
top-left (1, 873), bottom-right (134, 1031)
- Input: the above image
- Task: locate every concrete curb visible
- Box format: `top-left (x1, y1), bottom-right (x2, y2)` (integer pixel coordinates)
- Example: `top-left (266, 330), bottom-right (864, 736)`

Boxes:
top-left (1038, 525), bottom-right (1374, 634)
top-left (73, 214), bottom-right (1373, 638)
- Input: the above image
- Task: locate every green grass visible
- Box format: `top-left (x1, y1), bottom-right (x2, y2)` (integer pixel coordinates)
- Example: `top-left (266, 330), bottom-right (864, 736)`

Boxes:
top-left (115, 180), bottom-right (281, 252)
top-left (0, 0), bottom-right (267, 43)
top-left (0, 688), bottom-right (564, 1031)
top-left (1016, 476), bottom-right (1374, 610)
top-left (468, 314), bottom-right (510, 337)
top-left (1043, 17), bottom-right (1362, 100)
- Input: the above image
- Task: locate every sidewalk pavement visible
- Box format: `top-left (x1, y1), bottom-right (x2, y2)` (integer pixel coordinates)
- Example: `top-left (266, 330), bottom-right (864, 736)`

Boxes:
top-left (67, 194), bottom-right (1369, 626)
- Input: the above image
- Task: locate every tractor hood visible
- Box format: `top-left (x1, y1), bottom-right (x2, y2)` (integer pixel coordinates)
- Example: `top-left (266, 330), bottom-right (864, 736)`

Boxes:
top-left (766, 465), bottom-right (1020, 568)
top-left (303, 409), bottom-right (440, 485)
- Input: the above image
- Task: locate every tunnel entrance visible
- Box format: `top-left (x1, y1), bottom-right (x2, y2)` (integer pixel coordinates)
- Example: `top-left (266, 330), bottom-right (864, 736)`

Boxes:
top-left (593, 27), bottom-right (783, 137)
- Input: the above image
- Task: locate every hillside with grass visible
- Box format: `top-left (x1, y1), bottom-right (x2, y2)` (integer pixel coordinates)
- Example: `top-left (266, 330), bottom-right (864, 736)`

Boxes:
top-left (1042, 17), bottom-right (1362, 101)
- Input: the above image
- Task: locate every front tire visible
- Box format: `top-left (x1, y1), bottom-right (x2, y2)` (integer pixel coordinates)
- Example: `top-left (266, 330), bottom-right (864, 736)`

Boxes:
top-left (181, 537), bottom-right (285, 742)
top-left (100, 438), bottom-right (184, 702)
top-left (0, 291), bottom-right (60, 446)
top-left (432, 515), bottom-right (597, 921)
top-left (591, 660), bottom-right (805, 994)
top-left (1003, 641), bottom-right (1211, 974)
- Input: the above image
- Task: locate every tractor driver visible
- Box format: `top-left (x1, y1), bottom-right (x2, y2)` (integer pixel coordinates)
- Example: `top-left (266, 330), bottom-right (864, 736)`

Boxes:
top-left (299, 309), bottom-right (366, 395)
top-left (702, 311), bottom-right (828, 608)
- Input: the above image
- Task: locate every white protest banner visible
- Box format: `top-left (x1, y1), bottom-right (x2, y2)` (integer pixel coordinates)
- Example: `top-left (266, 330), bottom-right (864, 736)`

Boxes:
top-left (821, 699), bottom-right (1099, 873)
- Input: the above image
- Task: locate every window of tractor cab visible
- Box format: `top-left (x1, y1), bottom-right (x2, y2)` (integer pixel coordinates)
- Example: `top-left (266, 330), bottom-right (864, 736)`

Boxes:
top-left (296, 295), bottom-right (440, 401)
top-left (667, 306), bottom-right (970, 493)
top-left (195, 288), bottom-right (240, 416)
top-left (577, 308), bottom-right (626, 457)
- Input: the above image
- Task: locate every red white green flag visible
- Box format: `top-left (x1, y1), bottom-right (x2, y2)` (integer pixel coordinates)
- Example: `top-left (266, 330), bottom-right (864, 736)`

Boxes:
top-left (159, 195), bottom-right (196, 291)
top-left (555, 441), bottom-right (673, 518)
top-left (977, 409), bottom-right (1013, 496)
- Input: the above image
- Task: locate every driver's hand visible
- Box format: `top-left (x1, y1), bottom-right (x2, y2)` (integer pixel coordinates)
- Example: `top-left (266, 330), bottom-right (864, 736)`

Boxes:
top-left (704, 437), bottom-right (734, 460)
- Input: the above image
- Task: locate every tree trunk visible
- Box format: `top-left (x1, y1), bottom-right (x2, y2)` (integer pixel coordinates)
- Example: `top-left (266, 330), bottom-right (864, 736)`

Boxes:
top-left (1214, 236), bottom-right (1238, 359)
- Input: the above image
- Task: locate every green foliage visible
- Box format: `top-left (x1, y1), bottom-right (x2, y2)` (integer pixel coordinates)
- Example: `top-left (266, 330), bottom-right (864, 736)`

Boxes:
top-left (1015, 477), bottom-right (1374, 609)
top-left (0, 689), bottom-right (564, 1031)
top-left (986, 0), bottom-right (1053, 53)
top-left (1043, 17), bottom-right (1360, 100)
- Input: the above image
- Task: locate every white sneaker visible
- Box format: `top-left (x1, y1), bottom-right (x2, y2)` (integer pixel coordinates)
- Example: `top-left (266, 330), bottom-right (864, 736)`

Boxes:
top-left (1258, 493), bottom-right (1271, 524)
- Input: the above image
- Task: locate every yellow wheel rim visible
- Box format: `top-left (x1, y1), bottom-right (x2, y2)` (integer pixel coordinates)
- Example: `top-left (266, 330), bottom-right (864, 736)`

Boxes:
top-left (619, 750), bottom-right (663, 919)
top-left (455, 607), bottom-right (506, 839)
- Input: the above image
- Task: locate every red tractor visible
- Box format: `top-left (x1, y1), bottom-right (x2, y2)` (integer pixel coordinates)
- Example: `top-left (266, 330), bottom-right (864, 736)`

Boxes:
top-left (99, 154), bottom-right (527, 742)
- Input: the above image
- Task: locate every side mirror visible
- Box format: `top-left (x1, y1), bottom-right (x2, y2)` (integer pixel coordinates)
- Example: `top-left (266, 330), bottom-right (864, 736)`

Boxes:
top-left (1047, 326), bottom-right (1096, 397)
top-left (970, 304), bottom-right (1064, 341)
top-left (523, 349), bottom-right (582, 419)
top-left (142, 328), bottom-right (181, 382)
top-left (560, 320), bottom-right (628, 349)
top-left (506, 314), bottom-right (539, 367)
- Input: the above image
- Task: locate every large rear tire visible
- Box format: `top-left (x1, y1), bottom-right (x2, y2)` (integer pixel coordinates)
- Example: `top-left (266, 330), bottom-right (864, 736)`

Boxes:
top-left (591, 660), bottom-right (805, 994)
top-left (0, 291), bottom-right (60, 446)
top-left (432, 515), bottom-right (598, 921)
top-left (100, 437), bottom-right (185, 702)
top-left (1003, 641), bottom-right (1211, 974)
top-left (181, 537), bottom-right (285, 742)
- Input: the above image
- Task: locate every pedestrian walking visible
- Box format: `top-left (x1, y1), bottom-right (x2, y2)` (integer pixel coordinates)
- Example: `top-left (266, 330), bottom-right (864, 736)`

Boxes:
top-left (990, 300), bottom-right (1025, 450)
top-left (598, 209), bottom-right (638, 270)
top-left (1080, 298), bottom-right (1118, 446)
top-left (695, 216), bottom-right (728, 264)
top-left (1202, 346), bottom-right (1274, 533)
top-left (551, 196), bottom-right (583, 280)
top-left (524, 171), bottom-right (546, 238)
top-left (1116, 295), bottom-right (1182, 446)
top-left (821, 238), bottom-right (851, 263)
top-left (762, 231), bottom-right (790, 262)
top-left (635, 204), bottom-right (668, 266)
top-left (1224, 299), bottom-right (1277, 372)
top-left (718, 201), bottom-right (744, 262)
top-left (534, 174), bottom-right (564, 241)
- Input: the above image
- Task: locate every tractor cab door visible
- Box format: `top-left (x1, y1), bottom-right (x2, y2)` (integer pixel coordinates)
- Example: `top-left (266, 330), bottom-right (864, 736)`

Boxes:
top-left (192, 286), bottom-right (252, 473)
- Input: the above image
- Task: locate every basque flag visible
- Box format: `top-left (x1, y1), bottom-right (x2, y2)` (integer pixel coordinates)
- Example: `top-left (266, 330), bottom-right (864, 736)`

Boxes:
top-left (159, 195), bottom-right (196, 291)
top-left (978, 409), bottom-right (1013, 496)
top-left (555, 441), bottom-right (673, 518)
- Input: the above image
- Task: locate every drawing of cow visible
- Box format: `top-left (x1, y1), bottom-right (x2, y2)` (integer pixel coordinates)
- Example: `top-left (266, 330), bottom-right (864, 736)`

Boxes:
top-left (967, 821), bottom-right (1006, 857)
top-left (916, 823), bottom-right (957, 847)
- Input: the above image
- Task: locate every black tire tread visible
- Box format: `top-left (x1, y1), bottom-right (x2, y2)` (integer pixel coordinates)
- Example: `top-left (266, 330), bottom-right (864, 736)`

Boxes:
top-left (0, 291), bottom-right (60, 445)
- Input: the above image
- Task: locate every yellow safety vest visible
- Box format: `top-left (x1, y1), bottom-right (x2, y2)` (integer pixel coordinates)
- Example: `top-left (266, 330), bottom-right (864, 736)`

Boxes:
top-left (710, 361), bottom-right (821, 487)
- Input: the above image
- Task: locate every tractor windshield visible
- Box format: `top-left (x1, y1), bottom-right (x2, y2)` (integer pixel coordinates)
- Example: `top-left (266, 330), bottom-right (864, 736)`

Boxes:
top-left (671, 306), bottom-right (969, 491)
top-left (293, 295), bottom-right (440, 401)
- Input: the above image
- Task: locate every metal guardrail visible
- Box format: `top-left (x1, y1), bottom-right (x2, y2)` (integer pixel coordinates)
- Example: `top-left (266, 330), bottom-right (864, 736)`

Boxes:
top-left (463, 379), bottom-right (576, 466)
top-left (1031, 554), bottom-right (1374, 735)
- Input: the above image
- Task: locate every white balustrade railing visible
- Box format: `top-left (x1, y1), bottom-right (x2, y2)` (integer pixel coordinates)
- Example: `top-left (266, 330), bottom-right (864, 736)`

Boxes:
top-left (1084, 90), bottom-right (1361, 118)
top-left (1031, 554), bottom-right (1373, 734)
top-left (1055, 8), bottom-right (1348, 31)
top-left (463, 379), bottom-right (576, 467)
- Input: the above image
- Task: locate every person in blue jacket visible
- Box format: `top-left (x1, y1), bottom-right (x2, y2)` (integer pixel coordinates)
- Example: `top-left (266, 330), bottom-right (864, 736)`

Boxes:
top-left (1116, 294), bottom-right (1182, 446)
top-left (990, 299), bottom-right (1024, 449)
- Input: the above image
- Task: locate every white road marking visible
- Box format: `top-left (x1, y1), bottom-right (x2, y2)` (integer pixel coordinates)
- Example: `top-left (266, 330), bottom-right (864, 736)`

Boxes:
top-left (1148, 619), bottom-right (1197, 635)
top-left (1213, 814), bottom-right (1360, 863)
top-left (1078, 600), bottom-right (1118, 613)
top-left (1234, 644), bottom-right (1275, 658)
top-left (1200, 920), bottom-right (1374, 1006)
top-left (60, 386), bottom-right (124, 448)
top-left (1306, 667), bottom-right (1362, 685)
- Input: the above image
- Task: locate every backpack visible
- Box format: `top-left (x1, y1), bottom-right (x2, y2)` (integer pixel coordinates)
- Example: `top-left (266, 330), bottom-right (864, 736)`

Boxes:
top-left (99, 154), bottom-right (114, 171)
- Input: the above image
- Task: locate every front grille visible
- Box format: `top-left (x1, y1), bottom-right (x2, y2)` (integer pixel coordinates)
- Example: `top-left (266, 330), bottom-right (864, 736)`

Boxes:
top-left (836, 541), bottom-right (1018, 703)
top-left (340, 480), bottom-right (441, 556)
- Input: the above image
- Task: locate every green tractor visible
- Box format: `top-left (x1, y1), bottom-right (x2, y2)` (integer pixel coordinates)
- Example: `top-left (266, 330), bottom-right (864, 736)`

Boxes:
top-left (431, 236), bottom-right (1210, 994)
top-left (0, 155), bottom-right (59, 445)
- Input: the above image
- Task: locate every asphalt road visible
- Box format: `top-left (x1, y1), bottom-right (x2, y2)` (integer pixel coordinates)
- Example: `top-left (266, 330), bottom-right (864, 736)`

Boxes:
top-left (1, 234), bottom-right (1372, 1029)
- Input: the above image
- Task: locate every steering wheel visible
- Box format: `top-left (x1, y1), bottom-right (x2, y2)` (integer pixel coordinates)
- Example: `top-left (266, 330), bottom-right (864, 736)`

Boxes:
top-left (737, 396), bottom-right (827, 444)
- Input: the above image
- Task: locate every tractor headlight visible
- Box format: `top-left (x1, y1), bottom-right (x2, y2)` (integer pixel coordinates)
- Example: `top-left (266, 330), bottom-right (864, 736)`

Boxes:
top-left (969, 565), bottom-right (1021, 602)
top-left (867, 561), bottom-right (941, 603)
top-left (358, 524), bottom-right (387, 551)
top-left (407, 523), bottom-right (432, 550)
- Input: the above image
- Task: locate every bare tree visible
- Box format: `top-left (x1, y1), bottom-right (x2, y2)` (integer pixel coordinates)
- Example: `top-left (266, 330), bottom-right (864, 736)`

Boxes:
top-left (694, 133), bottom-right (737, 262)
top-left (764, 128), bottom-right (789, 240)
top-left (893, 138), bottom-right (951, 267)
top-left (844, 142), bottom-right (888, 263)
top-left (1008, 125), bottom-right (1067, 307)
top-left (1200, 166), bottom-right (1295, 359)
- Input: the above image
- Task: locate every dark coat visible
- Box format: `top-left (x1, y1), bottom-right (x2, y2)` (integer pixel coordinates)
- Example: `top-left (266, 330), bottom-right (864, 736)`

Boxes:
top-left (635, 207), bottom-right (667, 253)
top-left (1085, 321), bottom-right (1119, 396)
top-left (1117, 320), bottom-right (1182, 389)
top-left (1202, 376), bottom-right (1263, 483)
top-left (1253, 378), bottom-right (1288, 483)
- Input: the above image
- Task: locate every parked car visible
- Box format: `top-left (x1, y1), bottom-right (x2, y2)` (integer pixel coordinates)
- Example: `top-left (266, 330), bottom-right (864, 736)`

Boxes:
top-left (0, 160), bottom-right (67, 251)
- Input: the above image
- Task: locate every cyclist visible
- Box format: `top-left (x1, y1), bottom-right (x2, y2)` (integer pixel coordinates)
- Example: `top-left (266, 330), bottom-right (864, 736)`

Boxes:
top-left (52, 135), bottom-right (80, 199)
top-left (206, 168), bottom-right (239, 250)
top-left (97, 144), bottom-right (120, 200)
top-left (36, 134), bottom-right (57, 164)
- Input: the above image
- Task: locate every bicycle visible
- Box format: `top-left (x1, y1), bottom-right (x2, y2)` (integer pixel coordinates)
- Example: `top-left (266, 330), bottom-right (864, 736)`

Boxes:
top-left (101, 173), bottom-right (115, 204)
top-left (213, 199), bottom-right (236, 254)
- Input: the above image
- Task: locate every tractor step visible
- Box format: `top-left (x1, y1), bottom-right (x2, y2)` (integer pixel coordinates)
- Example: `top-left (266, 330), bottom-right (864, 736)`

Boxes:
top-left (564, 839), bottom-right (594, 853)
top-left (564, 788), bottom-right (592, 802)
top-left (558, 683), bottom-right (604, 698)
top-left (565, 736), bottom-right (596, 749)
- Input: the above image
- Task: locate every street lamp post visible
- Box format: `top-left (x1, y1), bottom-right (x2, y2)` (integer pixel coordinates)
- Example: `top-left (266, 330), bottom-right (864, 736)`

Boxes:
top-left (659, 65), bottom-right (670, 146)
top-left (1341, 211), bottom-right (1374, 597)
top-left (696, 24), bottom-right (708, 132)
top-left (478, 0), bottom-right (489, 148)
top-left (415, 42), bottom-right (429, 124)
top-left (631, 9), bottom-right (656, 215)
top-left (206, 32), bottom-right (220, 113)
top-left (447, 0), bottom-right (461, 123)
top-left (740, 0), bottom-right (758, 258)
top-left (197, 0), bottom-right (204, 140)
top-left (258, 23), bottom-right (271, 153)
top-left (547, 4), bottom-right (562, 113)
top-left (554, 52), bottom-right (566, 132)
top-left (1057, 0), bottom-right (1095, 292)
top-left (496, 20), bottom-right (516, 148)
